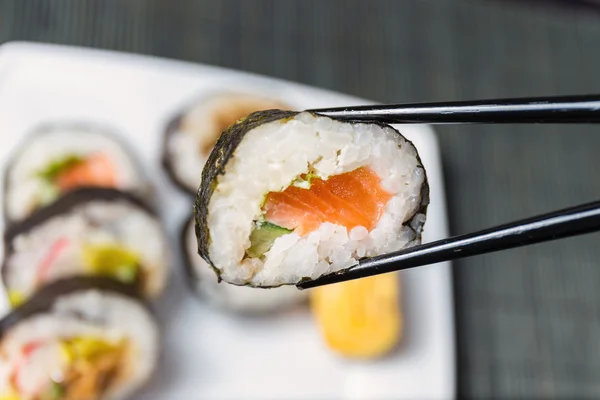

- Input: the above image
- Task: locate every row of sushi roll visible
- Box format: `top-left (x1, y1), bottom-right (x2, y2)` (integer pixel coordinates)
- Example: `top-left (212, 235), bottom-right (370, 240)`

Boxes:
top-left (0, 85), bottom-right (424, 398)
top-left (165, 92), bottom-right (413, 357)
top-left (0, 123), bottom-right (168, 399)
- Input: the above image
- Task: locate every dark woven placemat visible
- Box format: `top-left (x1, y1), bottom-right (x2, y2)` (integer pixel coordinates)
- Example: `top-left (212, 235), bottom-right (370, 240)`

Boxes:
top-left (1, 0), bottom-right (600, 397)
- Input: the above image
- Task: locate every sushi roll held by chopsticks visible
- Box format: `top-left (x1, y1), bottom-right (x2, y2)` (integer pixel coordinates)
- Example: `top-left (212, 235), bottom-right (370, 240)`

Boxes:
top-left (195, 110), bottom-right (429, 287)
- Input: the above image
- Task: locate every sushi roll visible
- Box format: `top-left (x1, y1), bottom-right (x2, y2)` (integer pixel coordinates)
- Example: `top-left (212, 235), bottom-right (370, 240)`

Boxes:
top-left (181, 215), bottom-right (306, 313)
top-left (2, 188), bottom-right (170, 307)
top-left (195, 110), bottom-right (429, 287)
top-left (0, 277), bottom-right (158, 400)
top-left (4, 122), bottom-right (150, 224)
top-left (162, 92), bottom-right (290, 194)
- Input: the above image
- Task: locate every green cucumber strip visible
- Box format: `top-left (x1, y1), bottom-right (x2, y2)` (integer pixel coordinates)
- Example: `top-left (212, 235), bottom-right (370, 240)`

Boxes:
top-left (246, 222), bottom-right (292, 258)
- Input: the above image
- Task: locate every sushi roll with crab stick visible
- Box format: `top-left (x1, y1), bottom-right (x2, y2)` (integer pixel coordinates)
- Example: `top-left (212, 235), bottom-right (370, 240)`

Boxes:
top-left (2, 188), bottom-right (170, 307)
top-left (195, 110), bottom-right (429, 287)
top-left (181, 215), bottom-right (306, 313)
top-left (3, 122), bottom-right (150, 225)
top-left (162, 92), bottom-right (290, 194)
top-left (0, 277), bottom-right (159, 400)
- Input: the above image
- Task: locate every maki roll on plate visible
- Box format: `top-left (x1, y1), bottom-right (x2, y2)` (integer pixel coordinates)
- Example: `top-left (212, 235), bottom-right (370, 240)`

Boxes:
top-left (162, 92), bottom-right (290, 194)
top-left (181, 215), bottom-right (306, 313)
top-left (2, 188), bottom-right (170, 307)
top-left (195, 110), bottom-right (429, 287)
top-left (3, 122), bottom-right (150, 224)
top-left (0, 277), bottom-right (158, 400)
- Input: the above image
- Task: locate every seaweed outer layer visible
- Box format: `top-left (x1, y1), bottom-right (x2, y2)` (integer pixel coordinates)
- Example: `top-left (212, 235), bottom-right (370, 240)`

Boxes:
top-left (161, 112), bottom-right (197, 196)
top-left (0, 276), bottom-right (152, 341)
top-left (194, 110), bottom-right (430, 288)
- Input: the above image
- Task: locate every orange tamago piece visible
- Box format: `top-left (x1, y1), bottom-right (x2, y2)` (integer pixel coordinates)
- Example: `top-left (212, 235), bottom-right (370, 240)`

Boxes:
top-left (310, 272), bottom-right (402, 358)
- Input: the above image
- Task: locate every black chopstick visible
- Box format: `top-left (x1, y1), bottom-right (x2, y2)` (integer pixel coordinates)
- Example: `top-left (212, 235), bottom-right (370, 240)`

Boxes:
top-left (307, 94), bottom-right (600, 124)
top-left (297, 199), bottom-right (600, 289)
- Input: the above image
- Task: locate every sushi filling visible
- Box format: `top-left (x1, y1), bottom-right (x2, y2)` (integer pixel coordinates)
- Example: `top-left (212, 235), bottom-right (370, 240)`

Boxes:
top-left (205, 112), bottom-right (427, 286)
top-left (34, 153), bottom-right (117, 206)
top-left (246, 166), bottom-right (393, 258)
top-left (2, 336), bottom-right (128, 400)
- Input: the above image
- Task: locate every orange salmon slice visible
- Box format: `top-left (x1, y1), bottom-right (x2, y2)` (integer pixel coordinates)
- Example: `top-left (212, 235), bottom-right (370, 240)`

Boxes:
top-left (55, 153), bottom-right (117, 191)
top-left (263, 167), bottom-right (392, 235)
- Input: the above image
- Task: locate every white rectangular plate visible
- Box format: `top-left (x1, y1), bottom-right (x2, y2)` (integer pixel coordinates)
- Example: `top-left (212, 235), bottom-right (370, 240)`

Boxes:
top-left (0, 41), bottom-right (455, 400)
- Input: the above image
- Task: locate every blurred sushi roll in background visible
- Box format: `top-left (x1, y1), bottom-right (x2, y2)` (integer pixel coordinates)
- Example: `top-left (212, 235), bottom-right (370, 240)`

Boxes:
top-left (3, 122), bottom-right (151, 225)
top-left (162, 92), bottom-right (290, 194)
top-left (0, 277), bottom-right (159, 400)
top-left (2, 188), bottom-right (170, 307)
top-left (195, 110), bottom-right (429, 287)
top-left (180, 215), bottom-right (306, 314)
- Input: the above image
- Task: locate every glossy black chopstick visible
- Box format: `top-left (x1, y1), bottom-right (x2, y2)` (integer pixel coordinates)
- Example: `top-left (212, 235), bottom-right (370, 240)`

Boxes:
top-left (307, 94), bottom-right (600, 124)
top-left (297, 199), bottom-right (600, 289)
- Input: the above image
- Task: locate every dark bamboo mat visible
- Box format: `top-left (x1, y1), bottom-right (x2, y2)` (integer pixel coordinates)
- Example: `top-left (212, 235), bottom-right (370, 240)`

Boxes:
top-left (1, 0), bottom-right (600, 397)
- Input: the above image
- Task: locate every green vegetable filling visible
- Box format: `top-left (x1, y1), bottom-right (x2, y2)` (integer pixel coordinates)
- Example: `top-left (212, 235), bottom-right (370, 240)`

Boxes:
top-left (82, 244), bottom-right (140, 283)
top-left (36, 155), bottom-right (84, 182)
top-left (246, 222), bottom-right (292, 258)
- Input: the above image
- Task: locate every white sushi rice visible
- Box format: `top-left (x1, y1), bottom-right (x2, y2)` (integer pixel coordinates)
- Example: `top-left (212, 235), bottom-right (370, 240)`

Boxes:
top-left (0, 289), bottom-right (158, 400)
top-left (207, 112), bottom-right (427, 286)
top-left (166, 93), bottom-right (288, 192)
top-left (5, 124), bottom-right (149, 221)
top-left (5, 199), bottom-right (170, 300)
top-left (185, 219), bottom-right (306, 312)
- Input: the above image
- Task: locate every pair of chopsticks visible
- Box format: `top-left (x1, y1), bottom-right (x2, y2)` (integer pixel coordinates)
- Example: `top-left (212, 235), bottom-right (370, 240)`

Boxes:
top-left (297, 94), bottom-right (600, 289)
